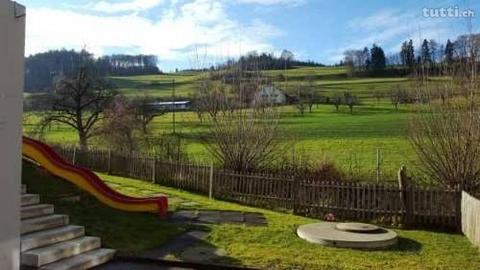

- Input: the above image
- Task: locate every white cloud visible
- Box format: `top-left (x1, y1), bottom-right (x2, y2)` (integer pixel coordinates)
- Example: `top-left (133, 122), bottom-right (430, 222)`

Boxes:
top-left (25, 0), bottom-right (283, 67)
top-left (235, 0), bottom-right (305, 6)
top-left (327, 9), bottom-right (459, 62)
top-left (85, 0), bottom-right (165, 14)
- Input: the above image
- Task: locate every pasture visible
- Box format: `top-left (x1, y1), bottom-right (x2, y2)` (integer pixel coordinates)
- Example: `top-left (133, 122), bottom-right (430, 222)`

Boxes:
top-left (24, 66), bottom-right (428, 181)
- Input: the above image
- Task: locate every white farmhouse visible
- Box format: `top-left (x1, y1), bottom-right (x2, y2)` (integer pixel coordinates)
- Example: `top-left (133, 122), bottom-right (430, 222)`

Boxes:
top-left (253, 85), bottom-right (286, 105)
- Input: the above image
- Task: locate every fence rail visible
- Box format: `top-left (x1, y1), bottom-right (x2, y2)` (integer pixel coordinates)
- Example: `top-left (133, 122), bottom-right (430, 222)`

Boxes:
top-left (50, 145), bottom-right (461, 230)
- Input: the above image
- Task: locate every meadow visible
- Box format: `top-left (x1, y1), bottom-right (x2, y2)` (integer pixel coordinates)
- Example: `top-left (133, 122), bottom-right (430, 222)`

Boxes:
top-left (24, 66), bottom-right (426, 181)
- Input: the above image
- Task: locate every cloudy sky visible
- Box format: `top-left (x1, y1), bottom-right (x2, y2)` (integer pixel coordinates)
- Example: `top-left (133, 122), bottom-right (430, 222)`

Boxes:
top-left (20, 0), bottom-right (480, 71)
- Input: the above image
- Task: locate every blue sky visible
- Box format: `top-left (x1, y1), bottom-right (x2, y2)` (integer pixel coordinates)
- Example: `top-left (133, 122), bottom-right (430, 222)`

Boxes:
top-left (20, 0), bottom-right (480, 71)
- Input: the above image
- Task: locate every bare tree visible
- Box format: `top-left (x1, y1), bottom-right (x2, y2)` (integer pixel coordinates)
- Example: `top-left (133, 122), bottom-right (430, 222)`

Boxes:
top-left (39, 66), bottom-right (116, 149)
top-left (295, 86), bottom-right (308, 116)
top-left (409, 98), bottom-right (480, 190)
top-left (98, 95), bottom-right (139, 152)
top-left (192, 78), bottom-right (228, 120)
top-left (390, 84), bottom-right (409, 110)
top-left (409, 39), bottom-right (480, 192)
top-left (332, 94), bottom-right (342, 112)
top-left (370, 86), bottom-right (383, 103)
top-left (131, 95), bottom-right (166, 134)
top-left (204, 105), bottom-right (280, 171)
top-left (343, 91), bottom-right (358, 114)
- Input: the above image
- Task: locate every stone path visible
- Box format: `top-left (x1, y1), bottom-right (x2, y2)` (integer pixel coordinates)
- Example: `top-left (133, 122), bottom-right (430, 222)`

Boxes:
top-left (93, 261), bottom-right (192, 270)
top-left (140, 230), bottom-right (231, 265)
top-left (170, 210), bottom-right (267, 226)
top-left (142, 231), bottom-right (209, 260)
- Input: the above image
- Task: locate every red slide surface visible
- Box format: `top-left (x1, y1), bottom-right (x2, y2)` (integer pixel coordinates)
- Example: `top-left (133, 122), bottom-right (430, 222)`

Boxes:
top-left (22, 137), bottom-right (168, 216)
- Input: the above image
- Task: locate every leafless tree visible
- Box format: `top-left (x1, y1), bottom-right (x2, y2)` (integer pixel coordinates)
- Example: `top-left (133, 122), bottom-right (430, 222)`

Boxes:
top-left (39, 66), bottom-right (116, 150)
top-left (409, 37), bottom-right (480, 191)
top-left (370, 86), bottom-right (383, 103)
top-left (131, 95), bottom-right (166, 134)
top-left (204, 105), bottom-right (281, 172)
top-left (409, 97), bottom-right (480, 190)
top-left (343, 91), bottom-right (358, 114)
top-left (192, 78), bottom-right (228, 120)
top-left (390, 84), bottom-right (410, 110)
top-left (98, 95), bottom-right (139, 152)
top-left (295, 86), bottom-right (308, 116)
top-left (332, 94), bottom-right (342, 112)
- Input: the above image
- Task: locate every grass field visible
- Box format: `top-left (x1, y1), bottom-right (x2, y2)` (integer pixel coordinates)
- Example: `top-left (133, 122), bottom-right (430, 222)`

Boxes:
top-left (24, 101), bottom-right (416, 181)
top-left (22, 162), bottom-right (480, 269)
top-left (110, 66), bottom-right (412, 99)
top-left (24, 66), bottom-right (430, 181)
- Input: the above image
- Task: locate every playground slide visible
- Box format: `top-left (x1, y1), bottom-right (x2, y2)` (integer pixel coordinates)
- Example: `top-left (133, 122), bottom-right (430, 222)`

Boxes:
top-left (22, 137), bottom-right (168, 216)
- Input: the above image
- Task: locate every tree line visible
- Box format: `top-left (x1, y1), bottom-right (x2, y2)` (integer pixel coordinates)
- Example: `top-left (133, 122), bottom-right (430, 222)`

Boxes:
top-left (215, 50), bottom-right (324, 71)
top-left (25, 49), bottom-right (161, 93)
top-left (342, 33), bottom-right (480, 77)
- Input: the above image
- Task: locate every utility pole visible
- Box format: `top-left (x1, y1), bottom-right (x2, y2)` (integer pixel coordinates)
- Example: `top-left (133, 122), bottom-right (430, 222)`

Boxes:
top-left (172, 78), bottom-right (176, 134)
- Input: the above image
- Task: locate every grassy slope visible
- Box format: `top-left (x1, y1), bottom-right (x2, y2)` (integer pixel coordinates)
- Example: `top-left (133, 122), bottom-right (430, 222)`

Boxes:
top-left (22, 163), bottom-right (480, 269)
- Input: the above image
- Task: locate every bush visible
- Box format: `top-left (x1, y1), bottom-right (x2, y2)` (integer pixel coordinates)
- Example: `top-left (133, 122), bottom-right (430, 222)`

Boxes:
top-left (310, 160), bottom-right (343, 182)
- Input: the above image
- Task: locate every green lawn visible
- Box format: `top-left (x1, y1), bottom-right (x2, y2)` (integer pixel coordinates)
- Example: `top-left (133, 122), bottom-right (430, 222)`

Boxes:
top-left (22, 162), bottom-right (480, 269)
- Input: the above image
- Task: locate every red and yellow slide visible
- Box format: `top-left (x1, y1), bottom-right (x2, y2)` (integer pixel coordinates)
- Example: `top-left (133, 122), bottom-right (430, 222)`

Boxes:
top-left (22, 137), bottom-right (168, 216)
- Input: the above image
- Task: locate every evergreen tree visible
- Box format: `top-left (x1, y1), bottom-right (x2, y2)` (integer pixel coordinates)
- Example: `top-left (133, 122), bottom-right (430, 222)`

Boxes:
top-left (444, 39), bottom-right (455, 64)
top-left (370, 44), bottom-right (386, 74)
top-left (400, 40), bottom-right (415, 70)
top-left (421, 39), bottom-right (432, 65)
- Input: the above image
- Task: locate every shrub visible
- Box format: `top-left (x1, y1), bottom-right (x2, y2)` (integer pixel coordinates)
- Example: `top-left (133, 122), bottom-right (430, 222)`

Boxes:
top-left (310, 160), bottom-right (343, 182)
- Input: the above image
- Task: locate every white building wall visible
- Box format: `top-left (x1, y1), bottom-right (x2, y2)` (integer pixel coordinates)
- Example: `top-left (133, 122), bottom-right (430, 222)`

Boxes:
top-left (0, 1), bottom-right (25, 268)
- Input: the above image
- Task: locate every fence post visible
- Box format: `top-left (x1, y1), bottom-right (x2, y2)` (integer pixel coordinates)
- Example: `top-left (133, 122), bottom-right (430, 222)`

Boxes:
top-left (152, 156), bottom-right (156, 184)
top-left (107, 150), bottom-right (112, 174)
top-left (455, 186), bottom-right (462, 231)
top-left (72, 147), bottom-right (76, 165)
top-left (292, 174), bottom-right (299, 214)
top-left (398, 165), bottom-right (411, 226)
top-left (209, 162), bottom-right (214, 199)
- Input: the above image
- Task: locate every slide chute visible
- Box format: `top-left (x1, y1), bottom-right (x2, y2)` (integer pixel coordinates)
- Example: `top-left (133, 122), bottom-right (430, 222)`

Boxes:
top-left (22, 137), bottom-right (168, 216)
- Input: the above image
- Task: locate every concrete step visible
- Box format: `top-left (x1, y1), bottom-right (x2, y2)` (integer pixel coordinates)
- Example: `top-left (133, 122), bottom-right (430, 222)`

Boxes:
top-left (22, 236), bottom-right (101, 267)
top-left (21, 215), bottom-right (69, 234)
top-left (39, 248), bottom-right (116, 270)
top-left (22, 184), bottom-right (26, 194)
top-left (22, 204), bottom-right (54, 219)
top-left (22, 194), bottom-right (40, 206)
top-left (21, 225), bottom-right (85, 252)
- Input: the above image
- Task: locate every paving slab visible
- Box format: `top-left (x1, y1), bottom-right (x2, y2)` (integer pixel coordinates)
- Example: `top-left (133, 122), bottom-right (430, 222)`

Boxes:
top-left (93, 261), bottom-right (191, 270)
top-left (179, 202), bottom-right (200, 207)
top-left (180, 246), bottom-right (227, 263)
top-left (142, 231), bottom-right (209, 259)
top-left (170, 210), bottom-right (267, 226)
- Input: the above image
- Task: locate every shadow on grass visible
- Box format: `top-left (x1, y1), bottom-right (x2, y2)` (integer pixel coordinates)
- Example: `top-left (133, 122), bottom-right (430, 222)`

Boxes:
top-left (387, 236), bottom-right (422, 253)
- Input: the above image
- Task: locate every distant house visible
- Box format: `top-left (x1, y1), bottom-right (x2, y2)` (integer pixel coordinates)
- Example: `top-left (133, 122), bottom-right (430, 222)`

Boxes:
top-left (252, 85), bottom-right (287, 105)
top-left (148, 101), bottom-right (191, 111)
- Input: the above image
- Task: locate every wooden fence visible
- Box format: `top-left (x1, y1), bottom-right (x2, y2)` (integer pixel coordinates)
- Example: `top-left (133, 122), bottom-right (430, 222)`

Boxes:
top-left (462, 191), bottom-right (480, 247)
top-left (51, 145), bottom-right (461, 230)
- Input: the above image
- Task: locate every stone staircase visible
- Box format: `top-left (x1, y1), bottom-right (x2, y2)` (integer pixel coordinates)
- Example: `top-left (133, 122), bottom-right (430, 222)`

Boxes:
top-left (20, 184), bottom-right (115, 269)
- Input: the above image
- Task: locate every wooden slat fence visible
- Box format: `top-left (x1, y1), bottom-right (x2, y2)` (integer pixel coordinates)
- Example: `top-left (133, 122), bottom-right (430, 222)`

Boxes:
top-left (49, 145), bottom-right (461, 230)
